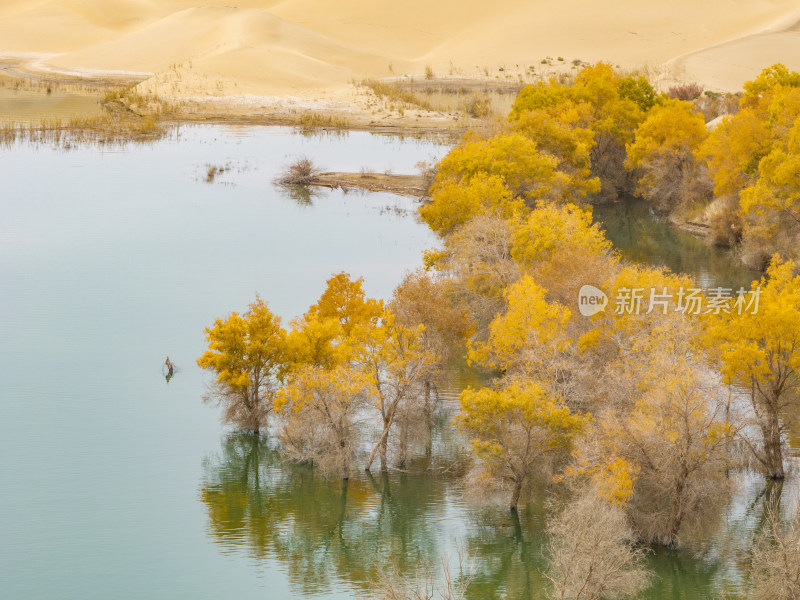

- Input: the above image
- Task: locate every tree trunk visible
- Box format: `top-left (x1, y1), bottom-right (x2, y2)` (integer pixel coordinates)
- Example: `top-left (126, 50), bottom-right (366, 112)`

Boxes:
top-left (510, 479), bottom-right (523, 511)
top-left (340, 439), bottom-right (349, 480)
top-left (662, 476), bottom-right (686, 548)
top-left (764, 396), bottom-right (785, 480)
top-left (379, 432), bottom-right (388, 471)
top-left (365, 416), bottom-right (393, 471)
top-left (423, 381), bottom-right (434, 459)
top-left (395, 421), bottom-right (408, 468)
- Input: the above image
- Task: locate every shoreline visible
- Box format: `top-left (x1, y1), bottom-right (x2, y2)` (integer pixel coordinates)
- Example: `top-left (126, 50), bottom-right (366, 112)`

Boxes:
top-left (0, 56), bottom-right (488, 140)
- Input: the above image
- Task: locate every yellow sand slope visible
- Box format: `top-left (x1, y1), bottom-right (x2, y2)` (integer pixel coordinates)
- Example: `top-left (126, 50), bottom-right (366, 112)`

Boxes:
top-left (2, 0), bottom-right (800, 95)
top-left (669, 9), bottom-right (800, 90)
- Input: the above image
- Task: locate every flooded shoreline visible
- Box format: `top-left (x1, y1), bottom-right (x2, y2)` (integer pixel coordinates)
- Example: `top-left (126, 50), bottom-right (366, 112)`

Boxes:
top-left (0, 124), bottom-right (789, 600)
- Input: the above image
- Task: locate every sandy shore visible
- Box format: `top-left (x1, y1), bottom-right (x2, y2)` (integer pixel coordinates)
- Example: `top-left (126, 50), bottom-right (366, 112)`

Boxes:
top-left (1, 0), bottom-right (799, 105)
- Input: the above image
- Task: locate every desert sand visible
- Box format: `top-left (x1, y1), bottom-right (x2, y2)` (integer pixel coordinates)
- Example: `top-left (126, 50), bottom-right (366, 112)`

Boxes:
top-left (1, 0), bottom-right (800, 99)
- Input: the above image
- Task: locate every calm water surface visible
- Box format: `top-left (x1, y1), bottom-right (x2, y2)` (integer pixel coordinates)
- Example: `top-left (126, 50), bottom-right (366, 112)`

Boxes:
top-left (0, 126), bottom-right (793, 599)
top-left (594, 198), bottom-right (762, 291)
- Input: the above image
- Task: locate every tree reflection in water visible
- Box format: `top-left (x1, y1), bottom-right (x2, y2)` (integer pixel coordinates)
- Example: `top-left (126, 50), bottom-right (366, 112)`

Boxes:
top-left (199, 431), bottom-right (760, 599)
top-left (199, 432), bottom-right (457, 597)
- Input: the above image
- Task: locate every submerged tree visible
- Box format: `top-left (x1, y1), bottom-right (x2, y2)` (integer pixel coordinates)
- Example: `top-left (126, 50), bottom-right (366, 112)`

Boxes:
top-left (749, 494), bottom-right (800, 600)
top-left (197, 297), bottom-right (287, 434)
top-left (361, 313), bottom-right (438, 471)
top-left (275, 272), bottom-right (438, 473)
top-left (456, 382), bottom-right (588, 510)
top-left (703, 256), bottom-right (800, 479)
top-left (545, 492), bottom-right (651, 600)
top-left (275, 364), bottom-right (371, 479)
top-left (625, 98), bottom-right (710, 212)
top-left (596, 361), bottom-right (735, 547)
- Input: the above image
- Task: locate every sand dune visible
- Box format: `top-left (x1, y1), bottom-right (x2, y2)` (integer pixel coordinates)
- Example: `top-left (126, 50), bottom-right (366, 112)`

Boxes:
top-left (668, 9), bottom-right (800, 91)
top-left (1, 0), bottom-right (800, 96)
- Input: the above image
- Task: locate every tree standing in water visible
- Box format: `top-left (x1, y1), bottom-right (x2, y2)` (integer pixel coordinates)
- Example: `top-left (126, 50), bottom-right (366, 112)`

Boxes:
top-left (456, 382), bottom-right (587, 510)
top-left (197, 297), bottom-right (287, 435)
top-left (703, 257), bottom-right (800, 479)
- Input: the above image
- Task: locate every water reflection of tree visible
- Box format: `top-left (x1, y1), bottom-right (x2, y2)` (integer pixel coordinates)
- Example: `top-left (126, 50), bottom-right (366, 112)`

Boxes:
top-left (199, 432), bottom-right (452, 597)
top-left (459, 503), bottom-right (547, 600)
top-left (277, 183), bottom-right (320, 206)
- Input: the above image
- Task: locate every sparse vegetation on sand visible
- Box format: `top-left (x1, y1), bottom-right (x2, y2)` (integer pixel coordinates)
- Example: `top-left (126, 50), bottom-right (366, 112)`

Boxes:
top-left (360, 79), bottom-right (434, 111)
top-left (361, 77), bottom-right (524, 118)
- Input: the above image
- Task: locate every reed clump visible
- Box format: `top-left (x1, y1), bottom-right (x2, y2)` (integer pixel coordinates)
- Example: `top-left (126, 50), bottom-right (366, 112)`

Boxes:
top-left (295, 113), bottom-right (350, 132)
top-left (0, 86), bottom-right (175, 146)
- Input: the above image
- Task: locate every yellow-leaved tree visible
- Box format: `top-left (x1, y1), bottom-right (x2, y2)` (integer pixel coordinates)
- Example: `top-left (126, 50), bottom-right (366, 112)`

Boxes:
top-left (702, 256), bottom-right (800, 479)
top-left (419, 173), bottom-right (521, 237)
top-left (510, 63), bottom-right (654, 200)
top-left (698, 107), bottom-right (771, 199)
top-left (469, 274), bottom-right (574, 399)
top-left (432, 133), bottom-right (566, 201)
top-left (510, 202), bottom-right (612, 266)
top-left (697, 65), bottom-right (800, 261)
top-left (626, 98), bottom-right (709, 212)
top-left (456, 382), bottom-right (588, 510)
top-left (197, 297), bottom-right (287, 435)
top-left (305, 271), bottom-right (384, 337)
top-left (283, 313), bottom-right (346, 370)
top-left (739, 119), bottom-right (800, 263)
top-left (506, 104), bottom-right (601, 200)
top-left (358, 312), bottom-right (438, 471)
top-left (275, 364), bottom-right (372, 480)
top-left (278, 272), bottom-right (439, 474)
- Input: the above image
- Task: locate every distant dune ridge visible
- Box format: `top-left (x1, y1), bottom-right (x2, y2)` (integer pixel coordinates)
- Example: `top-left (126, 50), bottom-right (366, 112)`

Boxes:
top-left (1, 0), bottom-right (800, 96)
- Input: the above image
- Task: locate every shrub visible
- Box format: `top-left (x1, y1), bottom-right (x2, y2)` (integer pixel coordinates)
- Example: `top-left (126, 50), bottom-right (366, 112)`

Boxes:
top-left (709, 196), bottom-right (743, 247)
top-left (460, 94), bottom-right (491, 118)
top-left (276, 157), bottom-right (320, 185)
top-left (667, 82), bottom-right (703, 101)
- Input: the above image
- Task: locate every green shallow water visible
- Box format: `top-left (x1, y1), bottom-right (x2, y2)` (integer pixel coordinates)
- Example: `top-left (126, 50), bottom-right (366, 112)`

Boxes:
top-left (593, 198), bottom-right (762, 291)
top-left (0, 125), bottom-right (794, 599)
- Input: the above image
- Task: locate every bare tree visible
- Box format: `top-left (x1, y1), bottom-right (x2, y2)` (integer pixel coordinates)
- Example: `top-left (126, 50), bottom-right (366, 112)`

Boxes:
top-left (749, 492), bottom-right (800, 600)
top-left (390, 270), bottom-right (474, 461)
top-left (379, 544), bottom-right (474, 600)
top-left (545, 492), bottom-right (652, 600)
